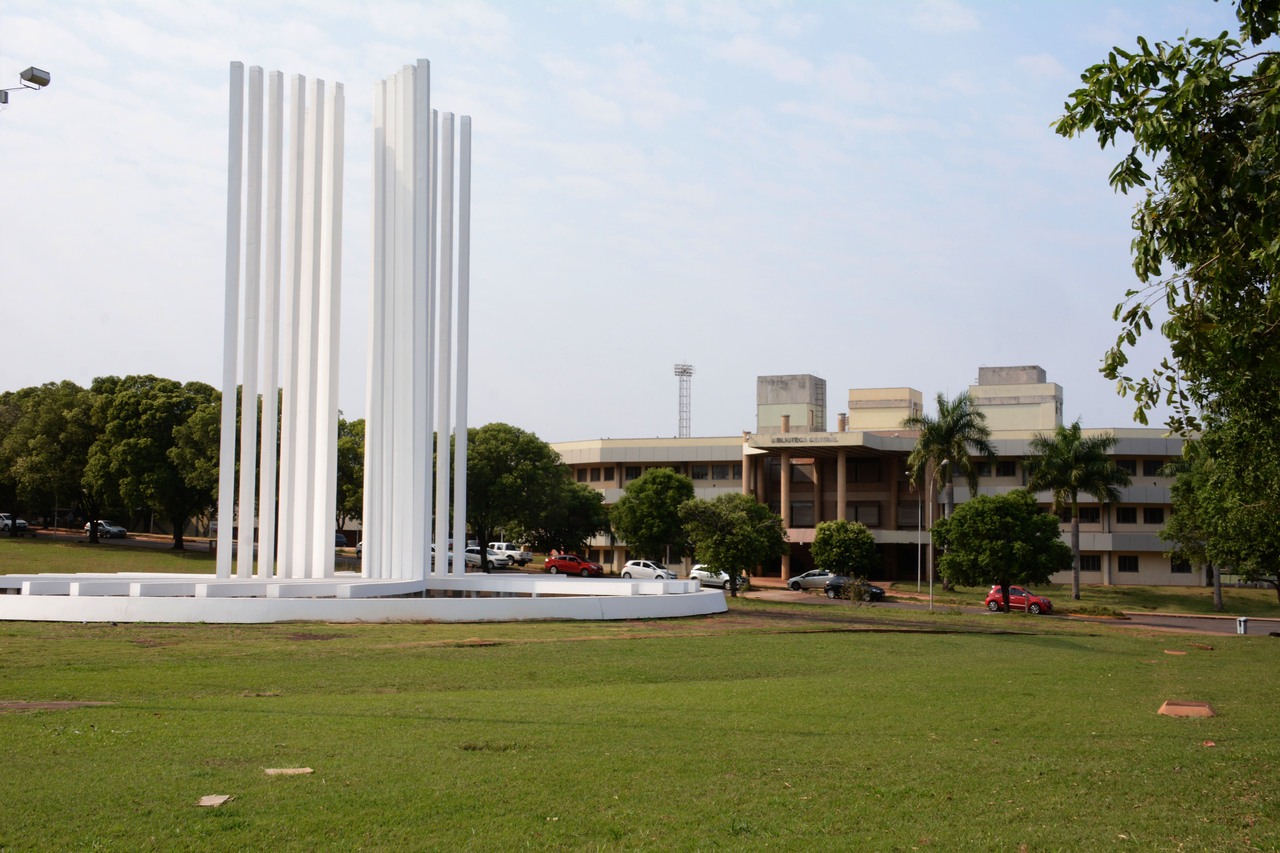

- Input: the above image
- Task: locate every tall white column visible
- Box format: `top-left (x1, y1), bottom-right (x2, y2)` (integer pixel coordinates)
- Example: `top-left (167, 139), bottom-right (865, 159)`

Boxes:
top-left (364, 80), bottom-right (387, 579)
top-left (216, 61), bottom-right (244, 579)
top-left (237, 66), bottom-right (264, 579)
top-left (452, 116), bottom-right (471, 569)
top-left (313, 81), bottom-right (343, 578)
top-left (434, 112), bottom-right (455, 574)
top-left (258, 70), bottom-right (284, 580)
top-left (412, 60), bottom-right (432, 582)
top-left (277, 74), bottom-right (306, 578)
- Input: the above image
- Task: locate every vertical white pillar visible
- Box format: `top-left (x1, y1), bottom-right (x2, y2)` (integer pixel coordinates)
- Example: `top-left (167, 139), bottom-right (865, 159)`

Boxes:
top-left (393, 67), bottom-right (415, 579)
top-left (425, 107), bottom-right (439, 575)
top-left (434, 112), bottom-right (455, 574)
top-left (364, 80), bottom-right (387, 579)
top-left (258, 70), bottom-right (284, 580)
top-left (216, 61), bottom-right (244, 579)
top-left (313, 81), bottom-right (343, 579)
top-left (277, 74), bottom-right (306, 577)
top-left (237, 65), bottom-right (264, 579)
top-left (412, 59), bottom-right (432, 582)
top-left (452, 115), bottom-right (471, 569)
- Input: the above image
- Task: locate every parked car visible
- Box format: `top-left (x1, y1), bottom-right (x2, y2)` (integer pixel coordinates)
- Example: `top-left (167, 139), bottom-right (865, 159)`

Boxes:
top-left (83, 519), bottom-right (126, 538)
top-left (544, 554), bottom-right (603, 577)
top-left (356, 540), bottom-right (363, 558)
top-left (823, 576), bottom-right (885, 601)
top-left (621, 559), bottom-right (678, 580)
top-left (2, 514), bottom-right (30, 533)
top-left (465, 546), bottom-right (512, 571)
top-left (985, 585), bottom-right (1053, 614)
top-left (788, 569), bottom-right (835, 591)
top-left (335, 532), bottom-right (349, 547)
top-left (488, 542), bottom-right (532, 566)
top-left (689, 564), bottom-right (731, 589)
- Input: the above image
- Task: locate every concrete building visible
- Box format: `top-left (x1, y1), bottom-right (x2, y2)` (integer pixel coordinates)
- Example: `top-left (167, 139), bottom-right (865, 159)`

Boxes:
top-left (551, 366), bottom-right (1196, 587)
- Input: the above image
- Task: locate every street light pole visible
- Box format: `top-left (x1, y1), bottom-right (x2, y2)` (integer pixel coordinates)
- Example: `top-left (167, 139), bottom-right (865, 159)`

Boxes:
top-left (927, 459), bottom-right (949, 612)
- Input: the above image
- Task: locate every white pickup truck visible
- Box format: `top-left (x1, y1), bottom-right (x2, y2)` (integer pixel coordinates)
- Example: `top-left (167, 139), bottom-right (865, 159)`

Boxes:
top-left (488, 542), bottom-right (532, 567)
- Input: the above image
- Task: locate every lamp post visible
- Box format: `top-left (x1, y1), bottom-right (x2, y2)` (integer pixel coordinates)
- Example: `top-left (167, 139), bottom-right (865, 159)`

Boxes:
top-left (0, 66), bottom-right (51, 105)
top-left (907, 469), bottom-right (922, 593)
top-left (926, 459), bottom-right (949, 611)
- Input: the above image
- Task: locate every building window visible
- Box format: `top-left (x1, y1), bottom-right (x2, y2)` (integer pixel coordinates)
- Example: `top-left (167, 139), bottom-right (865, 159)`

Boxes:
top-left (1171, 558), bottom-right (1192, 574)
top-left (691, 465), bottom-right (709, 480)
top-left (790, 501), bottom-right (814, 527)
top-left (732, 463), bottom-right (742, 479)
top-left (1078, 506), bottom-right (1100, 524)
top-left (996, 460), bottom-right (1017, 478)
top-left (851, 459), bottom-right (881, 482)
top-left (1080, 555), bottom-right (1101, 573)
top-left (1117, 459), bottom-right (1137, 475)
top-left (1143, 459), bottom-right (1165, 477)
top-left (1116, 507), bottom-right (1137, 524)
top-left (590, 467), bottom-right (601, 482)
top-left (767, 458), bottom-right (781, 482)
top-left (976, 462), bottom-right (992, 477)
top-left (851, 502), bottom-right (880, 528)
top-left (1118, 555), bottom-right (1139, 573)
top-left (1144, 507), bottom-right (1165, 525)
top-left (897, 503), bottom-right (920, 528)
top-left (601, 466), bottom-right (615, 481)
top-left (791, 464), bottom-right (815, 484)
top-left (712, 464), bottom-right (731, 480)
top-left (624, 466), bottom-right (641, 481)
top-left (576, 468), bottom-right (588, 483)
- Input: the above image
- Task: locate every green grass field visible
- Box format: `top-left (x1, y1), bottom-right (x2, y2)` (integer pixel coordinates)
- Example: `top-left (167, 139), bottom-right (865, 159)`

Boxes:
top-left (1, 539), bottom-right (1277, 850)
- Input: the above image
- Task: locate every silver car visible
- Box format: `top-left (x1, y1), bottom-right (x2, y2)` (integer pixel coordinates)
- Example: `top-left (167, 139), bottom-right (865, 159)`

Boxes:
top-left (621, 559), bottom-right (678, 579)
top-left (464, 546), bottom-right (512, 571)
top-left (689, 564), bottom-right (731, 589)
top-left (787, 569), bottom-right (834, 591)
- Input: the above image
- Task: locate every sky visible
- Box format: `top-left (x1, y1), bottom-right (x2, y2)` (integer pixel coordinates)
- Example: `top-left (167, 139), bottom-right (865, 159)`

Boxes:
top-left (0, 1), bottom-right (1243, 444)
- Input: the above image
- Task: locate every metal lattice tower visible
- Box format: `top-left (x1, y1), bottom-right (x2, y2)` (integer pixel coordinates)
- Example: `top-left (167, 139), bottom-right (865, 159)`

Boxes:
top-left (674, 363), bottom-right (694, 438)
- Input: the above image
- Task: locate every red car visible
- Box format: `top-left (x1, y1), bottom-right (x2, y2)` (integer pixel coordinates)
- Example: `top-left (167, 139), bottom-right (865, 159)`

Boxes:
top-left (985, 585), bottom-right (1053, 614)
top-left (544, 554), bottom-right (604, 577)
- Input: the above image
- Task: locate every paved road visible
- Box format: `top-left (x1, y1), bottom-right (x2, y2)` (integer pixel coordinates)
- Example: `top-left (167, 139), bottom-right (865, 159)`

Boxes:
top-left (743, 586), bottom-right (1280, 636)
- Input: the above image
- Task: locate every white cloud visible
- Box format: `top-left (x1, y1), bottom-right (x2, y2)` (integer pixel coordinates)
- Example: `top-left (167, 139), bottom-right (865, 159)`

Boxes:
top-left (709, 33), bottom-right (813, 83)
top-left (906, 0), bottom-right (980, 34)
top-left (1016, 52), bottom-right (1067, 79)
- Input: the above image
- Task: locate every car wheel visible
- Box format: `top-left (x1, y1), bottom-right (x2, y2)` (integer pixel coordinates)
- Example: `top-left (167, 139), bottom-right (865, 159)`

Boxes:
top-left (988, 600), bottom-right (1001, 612)
top-left (1029, 603), bottom-right (1042, 614)
top-left (548, 566), bottom-right (558, 574)
top-left (622, 572), bottom-right (631, 578)
top-left (788, 582), bottom-right (801, 591)
top-left (580, 569), bottom-right (590, 577)
top-left (825, 587), bottom-right (838, 599)
top-left (862, 592), bottom-right (872, 602)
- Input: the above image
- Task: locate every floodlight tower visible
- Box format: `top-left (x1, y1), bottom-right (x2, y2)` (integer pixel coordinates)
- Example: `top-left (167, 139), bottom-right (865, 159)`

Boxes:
top-left (674, 363), bottom-right (694, 438)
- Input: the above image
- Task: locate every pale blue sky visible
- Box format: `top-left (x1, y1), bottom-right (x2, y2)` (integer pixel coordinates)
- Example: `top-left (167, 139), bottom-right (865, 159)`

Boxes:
top-left (0, 1), bottom-right (1241, 442)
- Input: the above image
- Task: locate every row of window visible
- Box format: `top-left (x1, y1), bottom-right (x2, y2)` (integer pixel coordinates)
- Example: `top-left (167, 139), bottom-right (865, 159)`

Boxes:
top-left (979, 459), bottom-right (1171, 478)
top-left (1057, 506), bottom-right (1165, 525)
top-left (1079, 554), bottom-right (1192, 574)
top-left (575, 463), bottom-right (745, 484)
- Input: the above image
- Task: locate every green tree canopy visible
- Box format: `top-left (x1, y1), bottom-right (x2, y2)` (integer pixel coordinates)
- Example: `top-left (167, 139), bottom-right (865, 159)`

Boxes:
top-left (903, 391), bottom-right (996, 520)
top-left (809, 519), bottom-right (878, 578)
top-left (508, 479), bottom-right (610, 556)
top-left (931, 491), bottom-right (1072, 610)
top-left (680, 492), bottom-right (787, 597)
top-left (609, 467), bottom-right (695, 561)
top-left (94, 376), bottom-right (221, 549)
top-left (1025, 421), bottom-right (1131, 600)
top-left (336, 416), bottom-right (363, 530)
top-left (465, 423), bottom-right (575, 548)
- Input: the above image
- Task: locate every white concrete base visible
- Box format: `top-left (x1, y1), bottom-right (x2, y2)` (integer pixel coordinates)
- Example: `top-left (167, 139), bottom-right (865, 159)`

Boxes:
top-left (0, 572), bottom-right (727, 623)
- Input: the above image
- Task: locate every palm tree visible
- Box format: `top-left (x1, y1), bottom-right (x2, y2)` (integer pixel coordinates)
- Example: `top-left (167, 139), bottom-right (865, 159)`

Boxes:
top-left (903, 391), bottom-right (996, 519)
top-left (1025, 421), bottom-right (1132, 600)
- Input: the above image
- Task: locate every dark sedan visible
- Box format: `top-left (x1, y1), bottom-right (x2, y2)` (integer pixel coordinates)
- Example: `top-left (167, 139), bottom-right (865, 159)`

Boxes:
top-left (823, 576), bottom-right (885, 601)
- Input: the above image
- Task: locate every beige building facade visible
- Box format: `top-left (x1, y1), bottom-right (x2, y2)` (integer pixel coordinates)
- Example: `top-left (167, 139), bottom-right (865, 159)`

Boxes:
top-left (551, 367), bottom-right (1195, 587)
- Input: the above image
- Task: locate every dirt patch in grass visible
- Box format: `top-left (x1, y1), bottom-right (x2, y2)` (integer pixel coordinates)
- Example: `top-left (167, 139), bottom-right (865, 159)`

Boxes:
top-left (284, 632), bottom-right (343, 641)
top-left (0, 701), bottom-right (114, 712)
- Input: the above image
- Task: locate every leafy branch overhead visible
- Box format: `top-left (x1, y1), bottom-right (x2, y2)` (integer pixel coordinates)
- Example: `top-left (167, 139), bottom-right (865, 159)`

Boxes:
top-left (1055, 0), bottom-right (1280, 431)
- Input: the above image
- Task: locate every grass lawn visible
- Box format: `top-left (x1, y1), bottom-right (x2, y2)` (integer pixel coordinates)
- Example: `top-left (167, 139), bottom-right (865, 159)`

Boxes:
top-left (1, 538), bottom-right (1277, 849)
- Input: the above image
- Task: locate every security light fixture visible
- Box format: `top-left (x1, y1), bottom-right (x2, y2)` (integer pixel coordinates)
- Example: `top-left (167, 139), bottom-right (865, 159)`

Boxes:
top-left (1, 65), bottom-right (52, 105)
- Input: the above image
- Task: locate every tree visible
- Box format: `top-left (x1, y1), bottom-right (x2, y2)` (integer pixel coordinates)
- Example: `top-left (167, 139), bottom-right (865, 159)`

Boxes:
top-left (1160, 454), bottom-right (1223, 611)
top-left (466, 423), bottom-right (576, 549)
top-left (931, 491), bottom-right (1073, 611)
top-left (903, 391), bottom-right (996, 521)
top-left (609, 467), bottom-right (694, 562)
top-left (336, 416), bottom-right (363, 530)
top-left (680, 492), bottom-right (787, 597)
top-left (1025, 421), bottom-right (1131, 600)
top-left (1056, 0), bottom-right (1280, 433)
top-left (1057, 0), bottom-right (1280, 603)
top-left (508, 479), bottom-right (610, 557)
top-left (93, 376), bottom-right (221, 549)
top-left (810, 519), bottom-right (877, 578)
